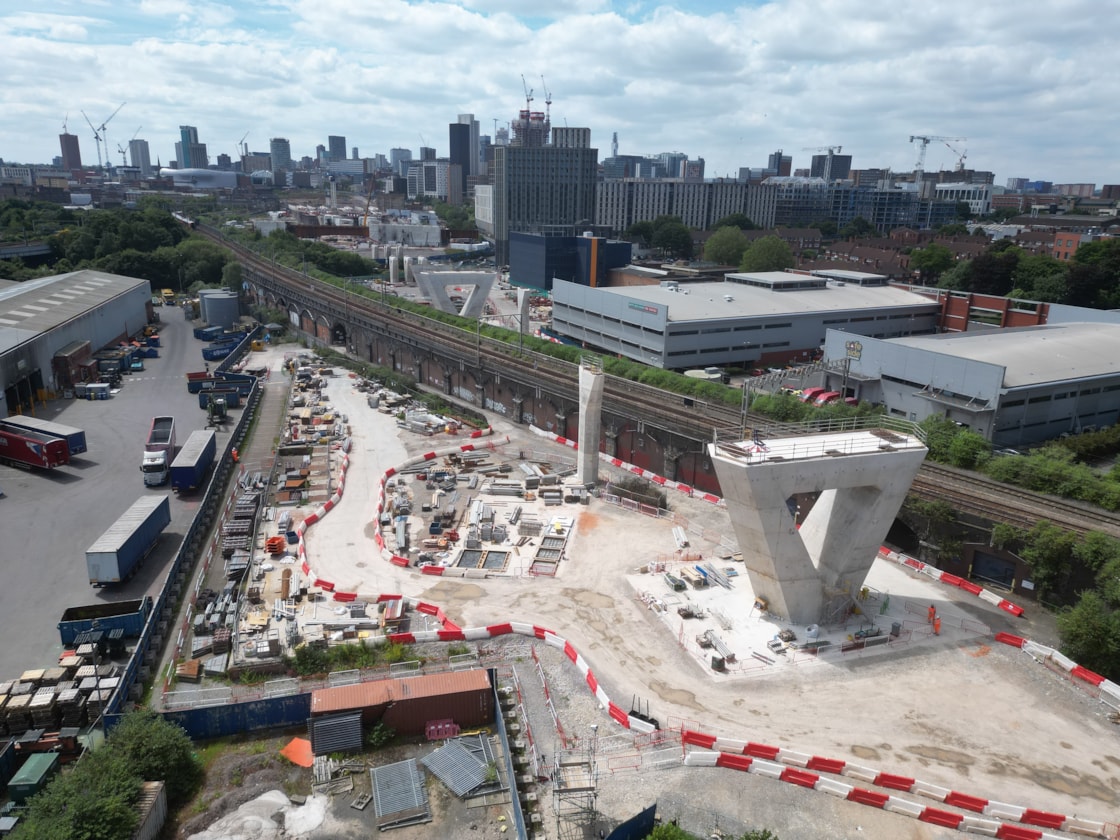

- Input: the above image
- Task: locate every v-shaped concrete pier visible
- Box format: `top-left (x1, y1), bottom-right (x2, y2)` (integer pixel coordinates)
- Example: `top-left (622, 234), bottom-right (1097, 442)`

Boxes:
top-left (709, 427), bottom-right (927, 625)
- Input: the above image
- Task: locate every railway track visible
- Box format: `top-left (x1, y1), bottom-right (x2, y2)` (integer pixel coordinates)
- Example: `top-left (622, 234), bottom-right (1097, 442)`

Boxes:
top-left (203, 225), bottom-right (1120, 538)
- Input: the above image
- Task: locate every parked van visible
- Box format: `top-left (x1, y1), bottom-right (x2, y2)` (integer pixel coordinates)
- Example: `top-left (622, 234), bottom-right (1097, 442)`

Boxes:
top-left (814, 391), bottom-right (842, 406)
top-left (799, 387), bottom-right (827, 403)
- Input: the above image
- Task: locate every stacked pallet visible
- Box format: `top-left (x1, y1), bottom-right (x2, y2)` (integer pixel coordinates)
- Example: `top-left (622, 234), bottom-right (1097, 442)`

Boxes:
top-left (213, 627), bottom-right (232, 655)
top-left (29, 688), bottom-right (58, 730)
top-left (175, 659), bottom-right (202, 683)
top-left (56, 688), bottom-right (87, 728)
top-left (5, 693), bottom-right (32, 736)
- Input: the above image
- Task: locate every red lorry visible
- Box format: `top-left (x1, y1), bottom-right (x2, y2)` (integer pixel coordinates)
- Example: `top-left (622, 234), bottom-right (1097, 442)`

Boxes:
top-left (0, 422), bottom-right (71, 468)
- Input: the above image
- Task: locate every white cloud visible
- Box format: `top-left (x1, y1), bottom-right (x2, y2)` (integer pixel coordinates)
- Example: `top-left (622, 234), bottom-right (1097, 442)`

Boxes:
top-left (0, 0), bottom-right (1117, 188)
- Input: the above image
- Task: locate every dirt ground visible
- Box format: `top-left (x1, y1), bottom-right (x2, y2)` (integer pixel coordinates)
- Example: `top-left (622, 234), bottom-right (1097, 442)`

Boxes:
top-left (169, 346), bottom-right (1120, 840)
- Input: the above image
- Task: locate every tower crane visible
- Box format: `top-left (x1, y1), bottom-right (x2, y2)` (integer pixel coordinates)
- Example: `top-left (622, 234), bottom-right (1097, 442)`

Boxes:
top-left (945, 140), bottom-right (968, 172)
top-left (81, 110), bottom-right (103, 170)
top-left (97, 102), bottom-right (126, 172)
top-left (237, 131), bottom-right (249, 157)
top-left (540, 74), bottom-right (552, 120)
top-left (520, 74), bottom-right (534, 112)
top-left (908, 135), bottom-right (966, 195)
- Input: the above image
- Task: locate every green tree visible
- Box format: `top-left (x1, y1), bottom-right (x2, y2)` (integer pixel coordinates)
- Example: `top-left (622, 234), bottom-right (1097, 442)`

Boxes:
top-left (839, 216), bottom-right (875, 238)
top-left (936, 260), bottom-right (972, 291)
top-left (704, 226), bottom-right (750, 265)
top-left (1019, 520), bottom-right (1077, 598)
top-left (909, 242), bottom-right (953, 283)
top-left (222, 260), bottom-right (243, 293)
top-left (808, 218), bottom-right (838, 237)
top-left (937, 223), bottom-right (970, 236)
top-left (740, 235), bottom-right (795, 272)
top-left (625, 220), bottom-right (655, 248)
top-left (648, 824), bottom-right (698, 840)
top-left (969, 249), bottom-right (1019, 295)
top-left (712, 212), bottom-right (757, 230)
top-left (106, 710), bottom-right (204, 805)
top-left (955, 201), bottom-right (973, 221)
top-left (947, 429), bottom-right (991, 469)
top-left (1056, 591), bottom-right (1120, 680)
top-left (652, 221), bottom-right (694, 259)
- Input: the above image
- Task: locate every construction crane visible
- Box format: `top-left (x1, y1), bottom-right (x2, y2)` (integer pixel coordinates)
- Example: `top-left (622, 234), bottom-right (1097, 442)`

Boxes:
top-left (945, 140), bottom-right (968, 172)
top-left (97, 102), bottom-right (126, 172)
top-left (521, 74), bottom-right (534, 112)
top-left (800, 145), bottom-right (843, 181)
top-left (80, 110), bottom-right (103, 170)
top-left (62, 112), bottom-right (69, 134)
top-left (540, 74), bottom-right (552, 121)
top-left (116, 143), bottom-right (128, 167)
top-left (237, 131), bottom-right (249, 157)
top-left (908, 135), bottom-right (966, 197)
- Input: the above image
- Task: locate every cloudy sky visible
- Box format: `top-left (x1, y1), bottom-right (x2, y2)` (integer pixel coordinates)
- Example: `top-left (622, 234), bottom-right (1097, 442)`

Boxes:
top-left (3, 0), bottom-right (1117, 187)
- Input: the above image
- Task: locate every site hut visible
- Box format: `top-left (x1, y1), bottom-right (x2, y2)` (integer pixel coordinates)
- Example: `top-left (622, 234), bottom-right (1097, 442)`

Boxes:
top-left (549, 270), bottom-right (939, 372)
top-left (821, 321), bottom-right (1120, 447)
top-left (0, 270), bottom-right (153, 413)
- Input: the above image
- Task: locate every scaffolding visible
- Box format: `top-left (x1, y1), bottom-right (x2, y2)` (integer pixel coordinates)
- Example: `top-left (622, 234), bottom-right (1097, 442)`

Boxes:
top-left (552, 726), bottom-right (600, 840)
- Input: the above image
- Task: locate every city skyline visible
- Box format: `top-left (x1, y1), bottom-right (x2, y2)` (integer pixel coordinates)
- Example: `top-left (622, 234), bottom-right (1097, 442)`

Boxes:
top-left (3, 1), bottom-right (1119, 187)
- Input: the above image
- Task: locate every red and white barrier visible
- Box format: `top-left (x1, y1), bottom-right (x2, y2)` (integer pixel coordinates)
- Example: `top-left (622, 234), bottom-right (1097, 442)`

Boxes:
top-left (878, 547), bottom-right (1025, 617)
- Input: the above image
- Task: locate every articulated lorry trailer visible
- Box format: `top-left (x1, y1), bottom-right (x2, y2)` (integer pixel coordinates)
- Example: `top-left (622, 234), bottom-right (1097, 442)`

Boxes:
top-left (1, 415), bottom-right (87, 456)
top-left (170, 430), bottom-right (217, 492)
top-left (0, 422), bottom-right (70, 469)
top-left (141, 416), bottom-right (176, 486)
top-left (86, 495), bottom-right (171, 586)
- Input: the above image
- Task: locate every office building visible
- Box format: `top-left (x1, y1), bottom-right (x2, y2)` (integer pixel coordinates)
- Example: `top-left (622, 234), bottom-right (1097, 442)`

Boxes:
top-left (449, 121), bottom-right (472, 197)
top-left (128, 138), bottom-right (152, 176)
top-left (810, 153), bottom-right (852, 182)
top-left (328, 135), bottom-right (346, 162)
top-left (176, 126), bottom-right (207, 170)
top-left (551, 127), bottom-right (591, 149)
top-left (59, 132), bottom-right (82, 173)
top-left (390, 148), bottom-right (412, 177)
top-left (768, 150), bottom-right (792, 177)
top-left (509, 231), bottom-right (632, 292)
top-left (596, 179), bottom-right (776, 233)
top-left (270, 138), bottom-right (292, 174)
top-left (420, 146), bottom-right (436, 162)
top-left (483, 140), bottom-right (598, 266)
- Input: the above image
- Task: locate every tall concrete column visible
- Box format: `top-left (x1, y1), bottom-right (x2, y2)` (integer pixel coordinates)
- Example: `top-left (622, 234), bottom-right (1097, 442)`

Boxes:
top-left (577, 356), bottom-right (604, 487)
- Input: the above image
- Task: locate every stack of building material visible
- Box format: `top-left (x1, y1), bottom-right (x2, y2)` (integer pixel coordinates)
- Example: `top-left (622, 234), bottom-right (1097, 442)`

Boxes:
top-left (213, 627), bottom-right (232, 655)
top-left (56, 688), bottom-right (86, 728)
top-left (265, 536), bottom-right (287, 555)
top-left (175, 660), bottom-right (202, 683)
top-left (5, 694), bottom-right (32, 737)
top-left (29, 689), bottom-right (58, 730)
top-left (220, 519), bottom-right (252, 556)
top-left (234, 491), bottom-right (261, 520)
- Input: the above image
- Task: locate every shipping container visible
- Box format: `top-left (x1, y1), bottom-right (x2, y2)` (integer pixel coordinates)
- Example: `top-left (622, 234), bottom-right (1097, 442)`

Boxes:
top-left (310, 670), bottom-right (493, 734)
top-left (1, 415), bottom-right (87, 455)
top-left (57, 597), bottom-right (153, 645)
top-left (86, 495), bottom-right (171, 586)
top-left (132, 781), bottom-right (167, 840)
top-left (197, 388), bottom-right (241, 409)
top-left (8, 753), bottom-right (59, 804)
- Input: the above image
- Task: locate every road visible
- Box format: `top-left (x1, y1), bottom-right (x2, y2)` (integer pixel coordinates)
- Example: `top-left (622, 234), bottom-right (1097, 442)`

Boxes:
top-left (0, 308), bottom-right (233, 681)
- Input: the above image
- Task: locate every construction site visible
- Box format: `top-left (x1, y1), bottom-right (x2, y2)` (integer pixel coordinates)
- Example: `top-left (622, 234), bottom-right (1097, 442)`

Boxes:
top-left (162, 341), bottom-right (1120, 840)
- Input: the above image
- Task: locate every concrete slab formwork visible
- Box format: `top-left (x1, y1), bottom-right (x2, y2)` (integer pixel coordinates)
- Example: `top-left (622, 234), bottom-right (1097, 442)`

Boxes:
top-left (709, 428), bottom-right (927, 625)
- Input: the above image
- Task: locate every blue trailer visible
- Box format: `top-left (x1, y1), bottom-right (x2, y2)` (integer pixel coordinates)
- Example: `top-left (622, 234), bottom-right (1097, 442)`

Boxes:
top-left (197, 388), bottom-right (241, 409)
top-left (170, 429), bottom-right (217, 492)
top-left (215, 370), bottom-right (257, 395)
top-left (86, 495), bottom-right (171, 587)
top-left (202, 343), bottom-right (234, 361)
top-left (57, 596), bottom-right (153, 645)
top-left (0, 415), bottom-right (87, 455)
top-left (193, 325), bottom-right (223, 341)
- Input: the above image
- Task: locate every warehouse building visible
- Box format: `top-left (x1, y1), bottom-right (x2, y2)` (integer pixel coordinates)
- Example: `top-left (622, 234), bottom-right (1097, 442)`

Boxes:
top-left (0, 270), bottom-right (152, 414)
top-left (550, 270), bottom-right (940, 370)
top-left (821, 323), bottom-right (1120, 445)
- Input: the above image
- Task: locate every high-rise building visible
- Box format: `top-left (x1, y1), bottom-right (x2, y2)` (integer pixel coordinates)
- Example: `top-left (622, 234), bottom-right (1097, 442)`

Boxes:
top-left (596, 179), bottom-right (776, 233)
top-left (352, 146), bottom-right (359, 160)
top-left (128, 138), bottom-right (152, 176)
top-left (449, 121), bottom-right (472, 197)
top-left (483, 132), bottom-right (599, 265)
top-left (59, 132), bottom-right (82, 172)
top-left (767, 150), bottom-right (792, 176)
top-left (328, 135), bottom-right (346, 162)
top-left (390, 148), bottom-right (412, 176)
top-left (551, 127), bottom-right (591, 149)
top-left (270, 138), bottom-right (292, 174)
top-left (810, 153), bottom-right (852, 182)
top-left (420, 147), bottom-right (436, 162)
top-left (457, 114), bottom-right (480, 174)
top-left (176, 126), bottom-right (208, 169)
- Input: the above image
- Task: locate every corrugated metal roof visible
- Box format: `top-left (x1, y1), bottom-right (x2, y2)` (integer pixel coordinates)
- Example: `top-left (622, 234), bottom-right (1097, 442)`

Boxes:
top-left (311, 668), bottom-right (490, 715)
top-left (308, 712), bottom-right (363, 756)
top-left (0, 270), bottom-right (150, 355)
top-left (421, 740), bottom-right (487, 796)
top-left (371, 759), bottom-right (430, 828)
